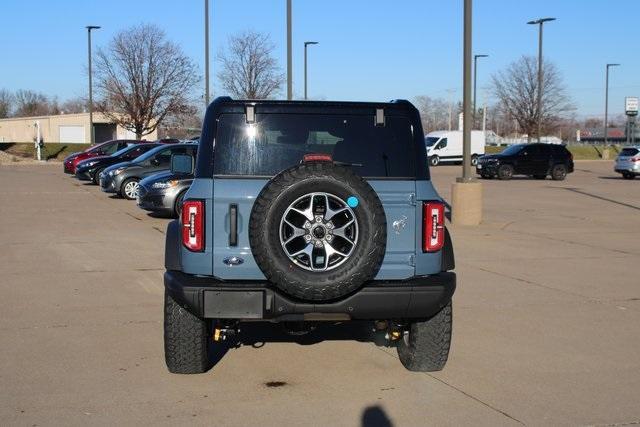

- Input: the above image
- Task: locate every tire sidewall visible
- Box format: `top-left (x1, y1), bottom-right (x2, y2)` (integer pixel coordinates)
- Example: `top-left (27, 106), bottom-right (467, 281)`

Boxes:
top-left (552, 164), bottom-right (567, 181)
top-left (498, 164), bottom-right (513, 180)
top-left (429, 156), bottom-right (439, 166)
top-left (249, 164), bottom-right (386, 301)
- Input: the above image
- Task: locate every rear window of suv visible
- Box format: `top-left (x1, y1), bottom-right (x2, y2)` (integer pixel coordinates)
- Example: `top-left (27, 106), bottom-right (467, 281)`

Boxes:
top-left (212, 113), bottom-right (416, 178)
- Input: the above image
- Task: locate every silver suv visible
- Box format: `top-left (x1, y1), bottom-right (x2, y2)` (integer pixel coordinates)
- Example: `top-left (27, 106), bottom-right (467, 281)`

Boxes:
top-left (614, 146), bottom-right (640, 179)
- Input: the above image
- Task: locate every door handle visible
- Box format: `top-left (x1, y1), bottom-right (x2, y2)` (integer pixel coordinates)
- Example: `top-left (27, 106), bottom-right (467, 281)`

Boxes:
top-left (229, 204), bottom-right (238, 246)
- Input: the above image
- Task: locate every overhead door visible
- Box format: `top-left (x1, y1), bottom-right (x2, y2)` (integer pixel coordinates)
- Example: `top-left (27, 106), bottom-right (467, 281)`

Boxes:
top-left (59, 126), bottom-right (86, 143)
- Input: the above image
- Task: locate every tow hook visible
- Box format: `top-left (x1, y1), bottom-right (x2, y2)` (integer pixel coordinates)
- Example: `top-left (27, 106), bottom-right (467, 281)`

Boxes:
top-left (373, 321), bottom-right (403, 343)
top-left (213, 325), bottom-right (239, 342)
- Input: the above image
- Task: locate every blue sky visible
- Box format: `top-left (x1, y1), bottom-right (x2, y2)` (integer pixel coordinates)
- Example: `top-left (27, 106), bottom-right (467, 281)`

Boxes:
top-left (1, 0), bottom-right (638, 117)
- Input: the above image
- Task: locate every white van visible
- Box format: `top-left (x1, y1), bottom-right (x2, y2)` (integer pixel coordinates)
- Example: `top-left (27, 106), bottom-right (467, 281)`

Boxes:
top-left (425, 130), bottom-right (486, 166)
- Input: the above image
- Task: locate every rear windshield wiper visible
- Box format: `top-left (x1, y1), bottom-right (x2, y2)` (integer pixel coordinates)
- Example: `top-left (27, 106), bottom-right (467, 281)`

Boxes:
top-left (333, 161), bottom-right (363, 167)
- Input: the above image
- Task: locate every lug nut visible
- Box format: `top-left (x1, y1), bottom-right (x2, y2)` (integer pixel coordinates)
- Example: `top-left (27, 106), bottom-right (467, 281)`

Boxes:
top-left (315, 216), bottom-right (323, 223)
top-left (304, 222), bottom-right (311, 229)
top-left (326, 235), bottom-right (333, 241)
top-left (326, 222), bottom-right (334, 229)
top-left (314, 241), bottom-right (323, 247)
top-left (304, 235), bottom-right (312, 241)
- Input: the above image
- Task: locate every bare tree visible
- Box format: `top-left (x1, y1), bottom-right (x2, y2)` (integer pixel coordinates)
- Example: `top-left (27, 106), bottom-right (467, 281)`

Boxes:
top-left (14, 89), bottom-right (50, 117)
top-left (491, 56), bottom-right (574, 139)
top-left (218, 30), bottom-right (284, 99)
top-left (95, 24), bottom-right (199, 139)
top-left (61, 97), bottom-right (87, 114)
top-left (414, 95), bottom-right (457, 132)
top-left (0, 89), bottom-right (13, 118)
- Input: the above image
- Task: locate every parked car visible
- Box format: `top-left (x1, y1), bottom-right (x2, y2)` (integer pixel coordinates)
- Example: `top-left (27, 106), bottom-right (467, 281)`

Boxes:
top-left (425, 130), bottom-right (485, 166)
top-left (75, 143), bottom-right (160, 184)
top-left (100, 143), bottom-right (197, 200)
top-left (137, 169), bottom-right (194, 217)
top-left (63, 139), bottom-right (141, 174)
top-left (155, 138), bottom-right (181, 144)
top-left (614, 146), bottom-right (640, 179)
top-left (476, 143), bottom-right (574, 180)
top-left (163, 97), bottom-right (456, 374)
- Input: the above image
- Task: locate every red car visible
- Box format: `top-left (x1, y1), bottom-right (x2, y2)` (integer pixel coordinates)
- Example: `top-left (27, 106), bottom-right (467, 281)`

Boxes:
top-left (64, 140), bottom-right (141, 174)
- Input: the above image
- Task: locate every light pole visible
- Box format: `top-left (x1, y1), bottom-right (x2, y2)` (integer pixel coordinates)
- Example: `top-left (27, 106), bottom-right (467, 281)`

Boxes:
top-left (304, 41), bottom-right (318, 100)
top-left (451, 0), bottom-right (482, 227)
top-left (604, 63), bottom-right (620, 145)
top-left (473, 54), bottom-right (488, 128)
top-left (204, 0), bottom-right (210, 105)
top-left (527, 17), bottom-right (555, 143)
top-left (286, 0), bottom-right (292, 100)
top-left (460, 0), bottom-right (473, 182)
top-left (86, 25), bottom-right (100, 145)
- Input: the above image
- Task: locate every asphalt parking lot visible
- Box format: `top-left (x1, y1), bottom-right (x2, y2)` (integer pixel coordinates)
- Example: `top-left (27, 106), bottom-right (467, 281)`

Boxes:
top-left (1, 160), bottom-right (639, 426)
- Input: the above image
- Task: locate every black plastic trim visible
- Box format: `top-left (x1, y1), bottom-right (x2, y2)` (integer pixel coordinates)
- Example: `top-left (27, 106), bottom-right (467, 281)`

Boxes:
top-left (164, 270), bottom-right (456, 321)
top-left (441, 227), bottom-right (455, 271)
top-left (164, 220), bottom-right (182, 271)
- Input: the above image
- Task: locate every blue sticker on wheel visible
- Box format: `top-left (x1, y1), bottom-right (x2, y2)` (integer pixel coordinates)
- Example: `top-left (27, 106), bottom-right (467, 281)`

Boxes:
top-left (347, 196), bottom-right (359, 208)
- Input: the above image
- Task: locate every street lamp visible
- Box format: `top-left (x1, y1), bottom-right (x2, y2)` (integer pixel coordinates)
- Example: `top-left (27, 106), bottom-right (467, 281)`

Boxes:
top-left (286, 0), bottom-right (292, 100)
top-left (527, 17), bottom-right (555, 143)
top-left (304, 41), bottom-right (318, 100)
top-left (86, 25), bottom-right (101, 145)
top-left (604, 63), bottom-right (620, 145)
top-left (473, 54), bottom-right (488, 128)
top-left (451, 0), bottom-right (482, 227)
top-left (204, 0), bottom-right (210, 106)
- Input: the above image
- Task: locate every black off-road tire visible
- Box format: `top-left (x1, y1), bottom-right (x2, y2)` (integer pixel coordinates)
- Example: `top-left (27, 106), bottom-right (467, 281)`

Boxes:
top-left (397, 302), bottom-right (452, 372)
top-left (551, 164), bottom-right (567, 181)
top-left (497, 164), bottom-right (514, 180)
top-left (471, 155), bottom-right (478, 166)
top-left (164, 291), bottom-right (211, 374)
top-left (429, 156), bottom-right (440, 167)
top-left (249, 162), bottom-right (387, 302)
top-left (93, 168), bottom-right (104, 185)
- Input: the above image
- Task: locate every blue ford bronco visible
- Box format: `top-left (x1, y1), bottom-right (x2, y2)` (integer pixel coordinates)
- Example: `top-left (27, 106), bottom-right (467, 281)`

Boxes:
top-left (164, 97), bottom-right (456, 374)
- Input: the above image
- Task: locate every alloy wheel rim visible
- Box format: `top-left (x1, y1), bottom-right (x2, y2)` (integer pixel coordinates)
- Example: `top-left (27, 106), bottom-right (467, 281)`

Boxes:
top-left (279, 192), bottom-right (358, 272)
top-left (124, 181), bottom-right (139, 199)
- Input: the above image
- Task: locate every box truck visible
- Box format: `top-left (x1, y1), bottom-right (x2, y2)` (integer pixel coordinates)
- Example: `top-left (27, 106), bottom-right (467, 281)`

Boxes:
top-left (425, 130), bottom-right (485, 166)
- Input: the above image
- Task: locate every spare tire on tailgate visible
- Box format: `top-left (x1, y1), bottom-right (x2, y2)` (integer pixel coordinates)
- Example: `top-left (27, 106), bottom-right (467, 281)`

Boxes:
top-left (249, 161), bottom-right (387, 302)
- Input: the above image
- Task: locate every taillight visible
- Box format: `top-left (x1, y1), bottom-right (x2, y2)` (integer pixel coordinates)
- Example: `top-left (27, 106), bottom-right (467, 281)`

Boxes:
top-left (182, 200), bottom-right (204, 252)
top-left (423, 201), bottom-right (445, 252)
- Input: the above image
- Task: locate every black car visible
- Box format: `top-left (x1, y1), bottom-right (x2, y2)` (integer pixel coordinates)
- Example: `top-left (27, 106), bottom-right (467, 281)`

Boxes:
top-left (100, 143), bottom-right (197, 200)
top-left (75, 143), bottom-right (160, 184)
top-left (476, 143), bottom-right (574, 180)
top-left (137, 170), bottom-right (193, 217)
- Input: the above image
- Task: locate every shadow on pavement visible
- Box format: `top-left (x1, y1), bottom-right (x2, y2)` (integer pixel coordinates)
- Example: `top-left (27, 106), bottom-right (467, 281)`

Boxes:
top-left (362, 405), bottom-right (393, 427)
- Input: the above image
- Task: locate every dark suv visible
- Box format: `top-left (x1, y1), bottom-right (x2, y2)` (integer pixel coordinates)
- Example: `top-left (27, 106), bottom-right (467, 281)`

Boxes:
top-left (477, 143), bottom-right (574, 180)
top-left (163, 97), bottom-right (456, 374)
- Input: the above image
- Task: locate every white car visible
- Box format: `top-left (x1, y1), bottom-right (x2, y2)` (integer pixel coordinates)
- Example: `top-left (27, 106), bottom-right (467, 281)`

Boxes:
top-left (614, 146), bottom-right (640, 179)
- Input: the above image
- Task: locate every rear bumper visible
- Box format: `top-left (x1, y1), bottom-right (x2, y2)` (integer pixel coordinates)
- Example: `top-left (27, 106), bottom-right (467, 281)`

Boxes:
top-left (164, 270), bottom-right (456, 321)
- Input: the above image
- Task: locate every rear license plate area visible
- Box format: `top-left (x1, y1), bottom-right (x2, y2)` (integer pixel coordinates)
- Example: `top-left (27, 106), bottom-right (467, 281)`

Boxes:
top-left (204, 291), bottom-right (263, 318)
